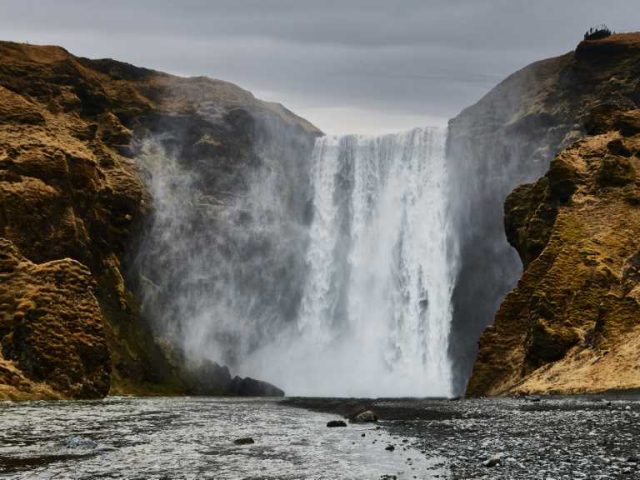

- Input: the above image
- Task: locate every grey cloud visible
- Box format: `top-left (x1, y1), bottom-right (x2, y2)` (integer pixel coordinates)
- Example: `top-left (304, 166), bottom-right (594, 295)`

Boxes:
top-left (0, 0), bottom-right (637, 133)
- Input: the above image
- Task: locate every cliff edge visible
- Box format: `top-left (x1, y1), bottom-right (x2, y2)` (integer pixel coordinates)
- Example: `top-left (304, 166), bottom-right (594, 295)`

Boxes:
top-left (466, 33), bottom-right (640, 395)
top-left (0, 41), bottom-right (319, 399)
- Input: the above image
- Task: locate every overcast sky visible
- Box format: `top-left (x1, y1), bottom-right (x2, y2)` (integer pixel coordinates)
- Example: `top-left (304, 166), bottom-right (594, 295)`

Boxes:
top-left (1, 0), bottom-right (637, 134)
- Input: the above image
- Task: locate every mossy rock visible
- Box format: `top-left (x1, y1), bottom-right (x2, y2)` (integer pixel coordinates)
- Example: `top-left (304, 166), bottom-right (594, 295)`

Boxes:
top-left (525, 319), bottom-right (580, 367)
top-left (548, 158), bottom-right (580, 202)
top-left (597, 155), bottom-right (636, 187)
top-left (614, 109), bottom-right (640, 137)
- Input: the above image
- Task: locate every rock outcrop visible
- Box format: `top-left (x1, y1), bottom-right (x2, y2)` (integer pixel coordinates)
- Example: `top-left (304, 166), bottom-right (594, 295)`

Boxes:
top-left (466, 34), bottom-right (640, 395)
top-left (0, 239), bottom-right (109, 399)
top-left (182, 360), bottom-right (285, 396)
top-left (0, 40), bottom-right (317, 399)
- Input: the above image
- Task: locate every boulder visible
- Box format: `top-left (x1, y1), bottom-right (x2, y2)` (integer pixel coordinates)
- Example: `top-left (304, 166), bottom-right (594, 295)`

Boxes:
top-left (352, 410), bottom-right (378, 423)
top-left (229, 376), bottom-right (285, 397)
top-left (184, 360), bottom-right (285, 396)
top-left (233, 437), bottom-right (254, 445)
top-left (483, 454), bottom-right (504, 467)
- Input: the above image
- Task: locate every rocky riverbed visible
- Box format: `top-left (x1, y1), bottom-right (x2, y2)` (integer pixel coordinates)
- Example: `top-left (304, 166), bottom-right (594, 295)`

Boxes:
top-left (285, 394), bottom-right (640, 479)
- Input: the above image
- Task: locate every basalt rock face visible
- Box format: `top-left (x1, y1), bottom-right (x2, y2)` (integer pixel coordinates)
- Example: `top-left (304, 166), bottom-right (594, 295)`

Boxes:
top-left (0, 41), bottom-right (318, 398)
top-left (464, 34), bottom-right (640, 396)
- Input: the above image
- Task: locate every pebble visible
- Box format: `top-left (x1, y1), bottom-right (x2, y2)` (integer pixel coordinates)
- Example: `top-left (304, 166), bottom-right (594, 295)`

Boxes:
top-left (381, 397), bottom-right (640, 479)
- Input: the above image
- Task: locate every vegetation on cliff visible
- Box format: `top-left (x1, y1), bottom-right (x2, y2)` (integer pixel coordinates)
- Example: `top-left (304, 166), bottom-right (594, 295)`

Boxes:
top-left (448, 32), bottom-right (640, 395)
top-left (467, 34), bottom-right (640, 395)
top-left (0, 41), bottom-right (318, 399)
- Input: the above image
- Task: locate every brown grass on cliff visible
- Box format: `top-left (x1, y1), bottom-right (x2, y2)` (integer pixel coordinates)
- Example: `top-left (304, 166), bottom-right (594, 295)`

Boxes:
top-left (468, 110), bottom-right (640, 396)
top-left (0, 39), bottom-right (320, 399)
top-left (0, 239), bottom-right (110, 398)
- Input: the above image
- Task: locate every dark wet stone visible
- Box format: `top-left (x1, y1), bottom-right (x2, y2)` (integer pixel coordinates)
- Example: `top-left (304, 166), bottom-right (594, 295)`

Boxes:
top-left (385, 445), bottom-right (395, 452)
top-left (229, 376), bottom-right (285, 397)
top-left (326, 420), bottom-right (347, 428)
top-left (233, 437), bottom-right (255, 445)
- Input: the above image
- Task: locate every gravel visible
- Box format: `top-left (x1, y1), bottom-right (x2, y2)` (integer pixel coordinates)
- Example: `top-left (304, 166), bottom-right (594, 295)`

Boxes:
top-left (285, 393), bottom-right (640, 479)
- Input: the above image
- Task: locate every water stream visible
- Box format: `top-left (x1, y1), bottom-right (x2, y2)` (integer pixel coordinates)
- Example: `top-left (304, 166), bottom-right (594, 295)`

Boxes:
top-left (0, 398), bottom-right (445, 479)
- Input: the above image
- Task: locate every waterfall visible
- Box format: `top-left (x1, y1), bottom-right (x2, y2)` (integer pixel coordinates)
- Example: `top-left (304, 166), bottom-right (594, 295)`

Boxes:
top-left (135, 126), bottom-right (455, 398)
top-left (246, 127), bottom-right (455, 397)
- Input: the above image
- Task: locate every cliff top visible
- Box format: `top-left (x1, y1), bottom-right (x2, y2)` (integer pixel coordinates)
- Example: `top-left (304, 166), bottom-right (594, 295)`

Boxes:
top-left (581, 32), bottom-right (640, 46)
top-left (450, 31), bottom-right (640, 138)
top-left (0, 40), bottom-right (321, 136)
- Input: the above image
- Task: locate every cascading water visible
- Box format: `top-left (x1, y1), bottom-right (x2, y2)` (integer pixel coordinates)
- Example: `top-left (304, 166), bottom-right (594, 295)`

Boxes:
top-left (246, 127), bottom-right (455, 397)
top-left (135, 125), bottom-right (456, 398)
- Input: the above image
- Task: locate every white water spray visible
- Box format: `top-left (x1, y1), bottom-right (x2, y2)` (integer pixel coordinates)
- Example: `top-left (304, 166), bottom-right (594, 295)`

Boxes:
top-left (246, 127), bottom-right (455, 397)
top-left (137, 126), bottom-right (456, 397)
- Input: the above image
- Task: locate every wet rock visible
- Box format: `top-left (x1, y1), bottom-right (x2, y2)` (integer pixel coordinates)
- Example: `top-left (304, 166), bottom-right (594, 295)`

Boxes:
top-left (229, 376), bottom-right (285, 397)
top-left (385, 444), bottom-right (395, 451)
top-left (326, 420), bottom-right (347, 428)
top-left (185, 360), bottom-right (285, 397)
top-left (233, 437), bottom-right (254, 445)
top-left (483, 454), bottom-right (504, 467)
top-left (59, 436), bottom-right (98, 449)
top-left (352, 410), bottom-right (378, 423)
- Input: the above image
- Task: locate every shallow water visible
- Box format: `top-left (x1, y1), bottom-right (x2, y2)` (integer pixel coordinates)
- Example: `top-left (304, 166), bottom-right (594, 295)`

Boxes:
top-left (0, 397), bottom-right (445, 479)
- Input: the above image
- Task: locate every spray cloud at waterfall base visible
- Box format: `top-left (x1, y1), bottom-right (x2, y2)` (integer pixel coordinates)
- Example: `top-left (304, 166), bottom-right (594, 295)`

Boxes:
top-left (135, 125), bottom-right (456, 398)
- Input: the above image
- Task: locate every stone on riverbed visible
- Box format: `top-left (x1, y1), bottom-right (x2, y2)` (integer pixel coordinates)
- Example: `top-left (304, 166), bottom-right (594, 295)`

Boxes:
top-left (352, 410), bottom-right (378, 423)
top-left (482, 453), bottom-right (504, 467)
top-left (327, 420), bottom-right (347, 427)
top-left (59, 436), bottom-right (98, 449)
top-left (233, 437), bottom-right (255, 445)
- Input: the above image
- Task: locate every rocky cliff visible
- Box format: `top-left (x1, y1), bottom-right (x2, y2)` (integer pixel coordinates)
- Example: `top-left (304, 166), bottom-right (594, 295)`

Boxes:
top-left (464, 33), bottom-right (640, 395)
top-left (0, 41), bottom-right (319, 399)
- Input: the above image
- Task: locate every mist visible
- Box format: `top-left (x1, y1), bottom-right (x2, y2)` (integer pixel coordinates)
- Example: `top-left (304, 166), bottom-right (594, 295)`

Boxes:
top-left (132, 107), bottom-right (456, 397)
